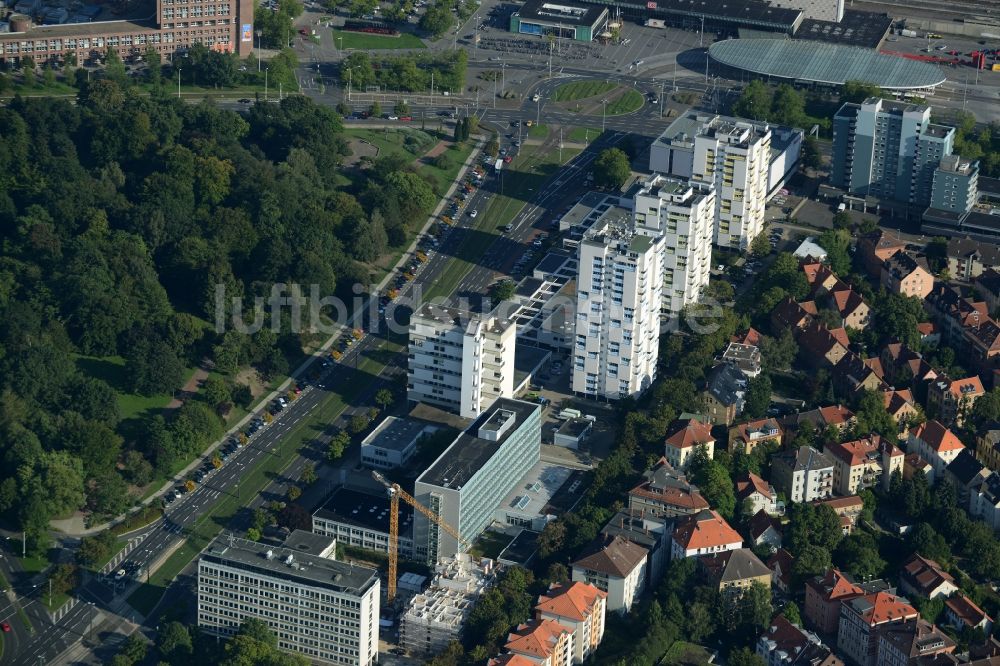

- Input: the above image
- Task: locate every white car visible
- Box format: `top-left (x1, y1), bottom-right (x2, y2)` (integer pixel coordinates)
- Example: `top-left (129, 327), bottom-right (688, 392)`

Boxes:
top-left (469, 210), bottom-right (478, 218)
top-left (387, 115), bottom-right (399, 120)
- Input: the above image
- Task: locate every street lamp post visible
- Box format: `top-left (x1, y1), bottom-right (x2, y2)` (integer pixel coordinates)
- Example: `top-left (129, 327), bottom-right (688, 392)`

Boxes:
top-left (536, 96), bottom-right (541, 126)
top-left (602, 98), bottom-right (608, 132)
top-left (256, 30), bottom-right (262, 72)
top-left (337, 36), bottom-right (343, 52)
top-left (177, 67), bottom-right (181, 98)
top-left (265, 66), bottom-right (269, 101)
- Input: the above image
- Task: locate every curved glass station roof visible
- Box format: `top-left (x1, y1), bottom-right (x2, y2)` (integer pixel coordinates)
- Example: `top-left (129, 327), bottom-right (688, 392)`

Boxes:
top-left (709, 39), bottom-right (947, 90)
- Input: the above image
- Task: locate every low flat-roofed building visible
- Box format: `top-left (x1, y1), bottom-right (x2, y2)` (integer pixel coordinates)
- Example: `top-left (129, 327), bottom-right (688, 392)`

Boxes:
top-left (495, 462), bottom-right (574, 533)
top-left (313, 486), bottom-right (415, 559)
top-left (360, 416), bottom-right (435, 470)
top-left (509, 0), bottom-right (608, 42)
top-left (554, 417), bottom-right (592, 450)
top-left (414, 398), bottom-right (541, 562)
top-left (198, 532), bottom-right (380, 666)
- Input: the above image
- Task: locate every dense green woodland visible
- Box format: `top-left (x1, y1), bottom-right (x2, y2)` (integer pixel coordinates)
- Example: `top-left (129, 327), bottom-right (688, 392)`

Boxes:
top-left (0, 84), bottom-right (442, 545)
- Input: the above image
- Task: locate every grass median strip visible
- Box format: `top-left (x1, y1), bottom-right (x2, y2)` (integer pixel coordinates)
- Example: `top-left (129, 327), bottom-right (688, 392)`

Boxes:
top-left (605, 89), bottom-right (644, 115)
top-left (423, 143), bottom-right (579, 301)
top-left (553, 80), bottom-right (617, 102)
top-left (127, 340), bottom-right (402, 617)
top-left (330, 28), bottom-right (426, 50)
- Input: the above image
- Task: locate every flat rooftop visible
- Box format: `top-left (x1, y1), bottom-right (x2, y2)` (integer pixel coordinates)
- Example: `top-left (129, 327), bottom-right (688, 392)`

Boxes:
top-left (418, 398), bottom-right (540, 490)
top-left (796, 9), bottom-right (892, 49)
top-left (514, 344), bottom-right (552, 387)
top-left (411, 302), bottom-right (513, 334)
top-left (314, 486), bottom-right (414, 535)
top-left (201, 533), bottom-right (379, 593)
top-left (283, 529), bottom-right (337, 558)
top-left (557, 417), bottom-right (592, 438)
top-left (516, 0), bottom-right (608, 27)
top-left (498, 528), bottom-right (539, 567)
top-left (533, 250), bottom-right (575, 280)
top-left (363, 416), bottom-right (432, 453)
top-left (499, 461), bottom-right (574, 520)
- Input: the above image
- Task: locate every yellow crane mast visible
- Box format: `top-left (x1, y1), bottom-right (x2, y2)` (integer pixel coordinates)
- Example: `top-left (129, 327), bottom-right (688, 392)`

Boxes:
top-left (371, 470), bottom-right (470, 602)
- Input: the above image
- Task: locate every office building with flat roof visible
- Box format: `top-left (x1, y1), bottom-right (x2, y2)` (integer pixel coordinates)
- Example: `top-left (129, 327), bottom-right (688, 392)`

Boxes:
top-left (413, 398), bottom-right (541, 563)
top-left (572, 210), bottom-right (664, 400)
top-left (649, 110), bottom-right (788, 251)
top-left (197, 532), bottom-right (380, 666)
top-left (0, 0), bottom-right (254, 66)
top-left (360, 416), bottom-right (434, 470)
top-left (313, 487), bottom-right (415, 559)
top-left (408, 303), bottom-right (517, 420)
top-left (831, 97), bottom-right (961, 209)
top-left (633, 174), bottom-right (716, 315)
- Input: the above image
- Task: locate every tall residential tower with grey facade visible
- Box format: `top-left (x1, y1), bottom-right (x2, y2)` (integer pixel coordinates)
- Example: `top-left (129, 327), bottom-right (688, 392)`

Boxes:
top-left (831, 97), bottom-right (959, 208)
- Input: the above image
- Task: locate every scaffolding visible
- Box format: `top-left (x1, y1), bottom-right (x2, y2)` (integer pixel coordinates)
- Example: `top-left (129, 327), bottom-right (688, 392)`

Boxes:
top-left (399, 554), bottom-right (495, 656)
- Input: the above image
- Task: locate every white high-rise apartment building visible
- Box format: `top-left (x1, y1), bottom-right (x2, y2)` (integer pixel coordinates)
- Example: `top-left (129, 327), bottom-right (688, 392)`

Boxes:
top-left (633, 174), bottom-right (716, 314)
top-left (572, 209), bottom-right (664, 400)
top-left (650, 112), bottom-right (774, 251)
top-left (197, 532), bottom-right (381, 666)
top-left (408, 303), bottom-right (517, 419)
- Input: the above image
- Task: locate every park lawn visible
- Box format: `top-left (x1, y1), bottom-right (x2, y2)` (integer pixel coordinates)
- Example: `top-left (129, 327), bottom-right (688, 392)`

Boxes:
top-left (331, 28), bottom-right (426, 50)
top-left (605, 89), bottom-right (644, 115)
top-left (527, 124), bottom-right (548, 139)
top-left (567, 126), bottom-right (601, 144)
top-left (73, 355), bottom-right (199, 422)
top-left (127, 337), bottom-right (405, 617)
top-left (552, 80), bottom-right (617, 102)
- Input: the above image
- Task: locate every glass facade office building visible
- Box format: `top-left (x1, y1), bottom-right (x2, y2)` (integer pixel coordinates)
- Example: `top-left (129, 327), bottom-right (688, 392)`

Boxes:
top-left (413, 398), bottom-right (542, 563)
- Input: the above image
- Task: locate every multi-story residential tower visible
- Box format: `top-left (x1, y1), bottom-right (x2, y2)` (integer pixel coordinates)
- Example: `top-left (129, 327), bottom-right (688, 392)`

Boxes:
top-left (633, 174), bottom-right (716, 314)
top-left (831, 97), bottom-right (959, 207)
top-left (407, 303), bottom-right (517, 419)
top-left (930, 154), bottom-right (979, 215)
top-left (572, 210), bottom-right (664, 400)
top-left (0, 0), bottom-right (254, 65)
top-left (197, 532), bottom-right (380, 666)
top-left (413, 398), bottom-right (541, 562)
top-left (649, 112), bottom-right (783, 251)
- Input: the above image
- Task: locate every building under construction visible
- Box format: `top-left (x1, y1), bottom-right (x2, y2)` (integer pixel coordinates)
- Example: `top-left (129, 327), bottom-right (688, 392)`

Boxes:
top-left (399, 554), bottom-right (496, 656)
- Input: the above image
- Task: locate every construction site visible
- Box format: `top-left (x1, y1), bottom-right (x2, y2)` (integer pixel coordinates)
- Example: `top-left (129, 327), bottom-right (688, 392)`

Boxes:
top-left (399, 554), bottom-right (496, 657)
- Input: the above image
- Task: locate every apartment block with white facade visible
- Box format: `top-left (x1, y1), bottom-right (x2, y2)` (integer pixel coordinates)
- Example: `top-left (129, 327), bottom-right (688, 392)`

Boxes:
top-left (572, 209), bottom-right (664, 400)
top-left (650, 112), bottom-right (783, 251)
top-left (197, 533), bottom-right (380, 666)
top-left (407, 303), bottom-right (516, 419)
top-left (633, 174), bottom-right (716, 315)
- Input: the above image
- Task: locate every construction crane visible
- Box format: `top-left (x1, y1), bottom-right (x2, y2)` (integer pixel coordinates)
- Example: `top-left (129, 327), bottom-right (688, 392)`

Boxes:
top-left (371, 470), bottom-right (470, 602)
